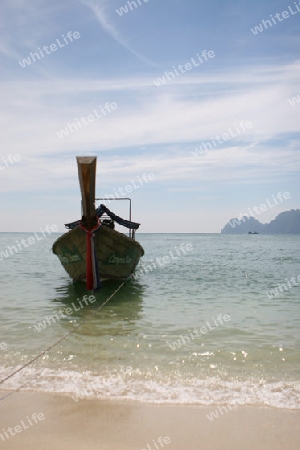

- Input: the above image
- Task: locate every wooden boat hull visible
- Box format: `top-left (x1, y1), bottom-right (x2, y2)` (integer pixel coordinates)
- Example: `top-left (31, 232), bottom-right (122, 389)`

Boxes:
top-left (52, 224), bottom-right (144, 281)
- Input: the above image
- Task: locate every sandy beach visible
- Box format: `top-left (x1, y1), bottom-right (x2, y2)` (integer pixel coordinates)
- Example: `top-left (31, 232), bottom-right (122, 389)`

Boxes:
top-left (0, 391), bottom-right (299, 450)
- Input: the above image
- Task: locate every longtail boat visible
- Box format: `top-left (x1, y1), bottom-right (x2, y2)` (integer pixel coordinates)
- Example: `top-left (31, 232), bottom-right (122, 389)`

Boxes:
top-left (52, 156), bottom-right (144, 289)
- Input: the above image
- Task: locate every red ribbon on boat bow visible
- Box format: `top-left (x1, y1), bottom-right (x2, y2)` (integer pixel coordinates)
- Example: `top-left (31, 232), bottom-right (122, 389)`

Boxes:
top-left (79, 219), bottom-right (101, 290)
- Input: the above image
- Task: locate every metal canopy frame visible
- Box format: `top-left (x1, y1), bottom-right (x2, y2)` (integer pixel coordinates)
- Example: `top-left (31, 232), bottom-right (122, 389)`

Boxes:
top-left (95, 197), bottom-right (134, 238)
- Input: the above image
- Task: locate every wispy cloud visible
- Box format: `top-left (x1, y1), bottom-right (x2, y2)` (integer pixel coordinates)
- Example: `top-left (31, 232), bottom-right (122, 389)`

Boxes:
top-left (1, 140), bottom-right (299, 195)
top-left (80, 0), bottom-right (155, 65)
top-left (1, 63), bottom-right (299, 155)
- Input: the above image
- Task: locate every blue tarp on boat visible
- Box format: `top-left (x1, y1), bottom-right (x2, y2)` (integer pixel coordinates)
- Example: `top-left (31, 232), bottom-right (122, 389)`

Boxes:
top-left (65, 204), bottom-right (140, 230)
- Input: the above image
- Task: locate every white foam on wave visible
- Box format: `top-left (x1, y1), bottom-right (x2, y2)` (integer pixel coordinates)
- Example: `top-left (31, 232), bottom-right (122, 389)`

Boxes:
top-left (1, 365), bottom-right (299, 409)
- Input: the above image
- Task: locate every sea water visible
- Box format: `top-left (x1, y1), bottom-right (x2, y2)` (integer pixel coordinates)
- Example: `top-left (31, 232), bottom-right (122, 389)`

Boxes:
top-left (0, 232), bottom-right (299, 408)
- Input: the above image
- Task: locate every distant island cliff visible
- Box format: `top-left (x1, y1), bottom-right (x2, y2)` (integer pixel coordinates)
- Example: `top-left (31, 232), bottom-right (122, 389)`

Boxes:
top-left (221, 209), bottom-right (300, 234)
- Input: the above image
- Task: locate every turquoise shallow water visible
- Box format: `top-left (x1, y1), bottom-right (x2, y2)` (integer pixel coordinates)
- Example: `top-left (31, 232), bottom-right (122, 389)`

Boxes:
top-left (0, 232), bottom-right (300, 408)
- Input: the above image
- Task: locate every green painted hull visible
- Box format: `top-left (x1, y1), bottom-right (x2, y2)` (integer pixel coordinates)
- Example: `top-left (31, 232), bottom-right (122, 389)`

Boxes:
top-left (52, 225), bottom-right (144, 281)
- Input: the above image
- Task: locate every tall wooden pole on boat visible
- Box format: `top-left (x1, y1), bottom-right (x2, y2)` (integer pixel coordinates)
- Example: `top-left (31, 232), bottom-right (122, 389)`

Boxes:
top-left (76, 156), bottom-right (98, 290)
top-left (76, 156), bottom-right (97, 229)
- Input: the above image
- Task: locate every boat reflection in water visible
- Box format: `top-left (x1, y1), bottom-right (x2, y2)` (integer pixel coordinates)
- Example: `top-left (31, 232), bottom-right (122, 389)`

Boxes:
top-left (50, 278), bottom-right (145, 338)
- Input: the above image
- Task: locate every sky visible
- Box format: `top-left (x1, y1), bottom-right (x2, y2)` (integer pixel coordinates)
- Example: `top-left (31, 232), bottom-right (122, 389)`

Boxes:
top-left (0, 0), bottom-right (299, 233)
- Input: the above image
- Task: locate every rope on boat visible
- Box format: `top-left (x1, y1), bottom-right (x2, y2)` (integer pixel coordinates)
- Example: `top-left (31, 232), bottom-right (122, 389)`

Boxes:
top-left (79, 219), bottom-right (102, 290)
top-left (0, 281), bottom-right (126, 401)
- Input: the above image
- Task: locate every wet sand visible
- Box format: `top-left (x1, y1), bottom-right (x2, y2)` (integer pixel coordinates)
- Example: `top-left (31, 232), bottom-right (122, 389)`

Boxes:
top-left (0, 391), bottom-right (299, 449)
